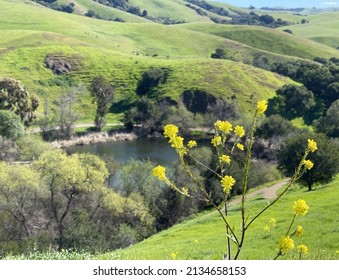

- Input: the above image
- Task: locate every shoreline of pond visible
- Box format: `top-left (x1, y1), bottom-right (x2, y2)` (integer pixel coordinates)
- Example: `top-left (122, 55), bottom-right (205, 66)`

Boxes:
top-left (49, 126), bottom-right (212, 149)
top-left (50, 131), bottom-right (139, 148)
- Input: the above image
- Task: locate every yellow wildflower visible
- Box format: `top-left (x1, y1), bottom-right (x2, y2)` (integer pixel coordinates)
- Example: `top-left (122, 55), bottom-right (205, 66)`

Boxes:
top-left (170, 252), bottom-right (177, 260)
top-left (269, 218), bottom-right (276, 226)
top-left (219, 155), bottom-right (231, 164)
top-left (279, 236), bottom-right (294, 255)
top-left (297, 244), bottom-right (308, 255)
top-left (181, 187), bottom-right (189, 196)
top-left (220, 175), bottom-right (235, 195)
top-left (187, 140), bottom-right (197, 149)
top-left (307, 139), bottom-right (317, 153)
top-left (234, 125), bottom-right (245, 138)
top-left (295, 225), bottom-right (304, 237)
top-left (152, 165), bottom-right (167, 181)
top-left (303, 159), bottom-right (314, 170)
top-left (263, 226), bottom-right (270, 233)
top-left (236, 143), bottom-right (244, 150)
top-left (215, 120), bottom-right (232, 134)
top-left (171, 136), bottom-right (184, 149)
top-left (293, 199), bottom-right (309, 216)
top-left (211, 136), bottom-right (222, 147)
top-left (163, 124), bottom-right (178, 139)
top-left (257, 100), bottom-right (268, 114)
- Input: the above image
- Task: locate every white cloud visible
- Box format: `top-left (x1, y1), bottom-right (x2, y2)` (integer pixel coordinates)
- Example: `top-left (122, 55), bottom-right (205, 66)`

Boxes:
top-left (321, 1), bottom-right (338, 5)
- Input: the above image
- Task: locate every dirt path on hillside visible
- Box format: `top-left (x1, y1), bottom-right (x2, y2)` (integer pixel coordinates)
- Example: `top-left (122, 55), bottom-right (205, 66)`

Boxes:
top-left (228, 178), bottom-right (290, 207)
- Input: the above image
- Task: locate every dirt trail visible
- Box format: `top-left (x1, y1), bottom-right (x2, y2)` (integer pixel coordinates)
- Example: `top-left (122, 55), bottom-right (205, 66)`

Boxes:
top-left (228, 178), bottom-right (290, 207)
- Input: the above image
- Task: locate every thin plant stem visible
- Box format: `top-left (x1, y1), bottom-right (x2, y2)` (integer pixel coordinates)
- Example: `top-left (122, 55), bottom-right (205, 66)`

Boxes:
top-left (245, 151), bottom-right (308, 231)
top-left (182, 160), bottom-right (240, 247)
top-left (233, 110), bottom-right (257, 260)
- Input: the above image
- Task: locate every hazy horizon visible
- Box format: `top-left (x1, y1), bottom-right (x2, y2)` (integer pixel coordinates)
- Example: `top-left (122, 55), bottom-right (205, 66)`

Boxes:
top-left (213, 0), bottom-right (339, 9)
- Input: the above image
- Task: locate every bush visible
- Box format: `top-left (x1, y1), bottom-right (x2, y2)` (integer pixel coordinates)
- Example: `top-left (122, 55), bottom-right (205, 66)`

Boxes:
top-left (278, 133), bottom-right (339, 191)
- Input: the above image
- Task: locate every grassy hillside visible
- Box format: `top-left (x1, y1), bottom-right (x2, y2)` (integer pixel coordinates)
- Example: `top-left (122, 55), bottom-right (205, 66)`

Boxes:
top-left (181, 23), bottom-right (339, 59)
top-left (0, 0), bottom-right (337, 123)
top-left (0, 0), bottom-right (299, 121)
top-left (99, 177), bottom-right (339, 260)
top-left (277, 12), bottom-right (339, 48)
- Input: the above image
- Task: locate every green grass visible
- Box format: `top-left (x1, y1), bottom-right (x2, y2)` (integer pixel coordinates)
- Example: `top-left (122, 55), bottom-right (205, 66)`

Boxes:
top-left (181, 23), bottom-right (339, 59)
top-left (277, 12), bottom-right (339, 48)
top-left (0, 0), bottom-right (298, 120)
top-left (0, 0), bottom-right (337, 123)
top-left (99, 177), bottom-right (339, 260)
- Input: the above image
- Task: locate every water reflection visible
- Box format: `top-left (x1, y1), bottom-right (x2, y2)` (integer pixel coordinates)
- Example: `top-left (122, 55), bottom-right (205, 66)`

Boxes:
top-left (65, 138), bottom-right (178, 166)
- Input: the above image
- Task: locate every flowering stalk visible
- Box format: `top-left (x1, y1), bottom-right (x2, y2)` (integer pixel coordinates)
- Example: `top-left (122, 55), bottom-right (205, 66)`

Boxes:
top-left (153, 100), bottom-right (316, 260)
top-left (274, 199), bottom-right (309, 260)
top-left (245, 140), bottom-right (315, 231)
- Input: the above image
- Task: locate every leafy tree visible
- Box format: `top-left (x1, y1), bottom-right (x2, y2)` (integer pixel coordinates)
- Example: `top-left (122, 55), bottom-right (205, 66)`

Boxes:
top-left (123, 97), bottom-right (190, 135)
top-left (0, 163), bottom-right (40, 240)
top-left (278, 133), bottom-right (339, 191)
top-left (256, 114), bottom-right (295, 140)
top-left (90, 76), bottom-right (114, 131)
top-left (259, 14), bottom-right (275, 25)
top-left (136, 68), bottom-right (169, 98)
top-left (267, 85), bottom-right (316, 122)
top-left (324, 82), bottom-right (339, 107)
top-left (314, 99), bottom-right (339, 138)
top-left (16, 134), bottom-right (53, 161)
top-left (0, 78), bottom-right (39, 125)
top-left (204, 98), bottom-right (239, 127)
top-left (33, 150), bottom-right (109, 250)
top-left (211, 48), bottom-right (229, 59)
top-left (165, 105), bottom-right (195, 133)
top-left (54, 83), bottom-right (86, 138)
top-left (0, 110), bottom-right (25, 140)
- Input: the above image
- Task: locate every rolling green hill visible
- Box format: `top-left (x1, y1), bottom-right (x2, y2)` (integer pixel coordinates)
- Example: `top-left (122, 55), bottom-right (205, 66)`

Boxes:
top-left (0, 0), bottom-right (338, 122)
top-left (277, 12), bottom-right (339, 48)
top-left (99, 177), bottom-right (339, 260)
top-left (181, 23), bottom-right (339, 59)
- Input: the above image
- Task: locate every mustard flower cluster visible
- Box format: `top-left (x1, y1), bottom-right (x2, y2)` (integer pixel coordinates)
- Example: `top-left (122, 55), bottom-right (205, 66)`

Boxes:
top-left (187, 140), bottom-right (197, 149)
top-left (269, 218), bottom-right (276, 226)
top-left (215, 120), bottom-right (233, 134)
top-left (303, 159), bottom-right (314, 170)
top-left (279, 236), bottom-right (294, 255)
top-left (163, 124), bottom-right (178, 139)
top-left (263, 226), bottom-right (270, 233)
top-left (170, 252), bottom-right (177, 260)
top-left (293, 199), bottom-right (309, 216)
top-left (295, 225), bottom-right (304, 237)
top-left (219, 155), bottom-right (231, 164)
top-left (234, 125), bottom-right (245, 138)
top-left (236, 143), bottom-right (244, 150)
top-left (211, 135), bottom-right (222, 147)
top-left (307, 139), bottom-right (318, 153)
top-left (297, 244), bottom-right (308, 255)
top-left (163, 124), bottom-right (187, 157)
top-left (263, 218), bottom-right (276, 233)
top-left (152, 165), bottom-right (168, 182)
top-left (220, 175), bottom-right (235, 195)
top-left (152, 165), bottom-right (189, 196)
top-left (256, 100), bottom-right (268, 114)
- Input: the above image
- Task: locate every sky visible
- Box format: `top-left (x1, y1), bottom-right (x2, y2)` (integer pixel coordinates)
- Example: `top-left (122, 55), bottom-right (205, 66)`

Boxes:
top-left (214, 0), bottom-right (339, 8)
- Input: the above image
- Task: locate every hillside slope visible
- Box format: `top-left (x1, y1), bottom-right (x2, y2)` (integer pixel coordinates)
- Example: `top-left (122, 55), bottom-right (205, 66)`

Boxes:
top-left (99, 178), bottom-right (339, 260)
top-left (277, 12), bottom-right (339, 49)
top-left (0, 0), bottom-right (337, 122)
top-left (0, 0), bottom-right (299, 120)
top-left (181, 23), bottom-right (339, 59)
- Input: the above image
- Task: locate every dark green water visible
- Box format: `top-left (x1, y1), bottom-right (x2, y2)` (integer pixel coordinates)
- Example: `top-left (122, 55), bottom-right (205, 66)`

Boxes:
top-left (65, 138), bottom-right (178, 166)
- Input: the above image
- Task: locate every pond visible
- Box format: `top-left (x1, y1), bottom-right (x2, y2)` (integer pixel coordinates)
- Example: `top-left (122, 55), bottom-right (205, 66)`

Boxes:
top-left (65, 137), bottom-right (178, 166)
